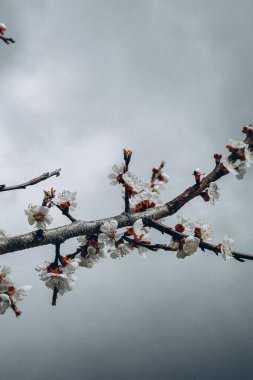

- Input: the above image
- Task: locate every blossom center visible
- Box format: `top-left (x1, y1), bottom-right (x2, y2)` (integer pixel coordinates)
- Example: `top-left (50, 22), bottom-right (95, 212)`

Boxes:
top-left (33, 212), bottom-right (45, 222)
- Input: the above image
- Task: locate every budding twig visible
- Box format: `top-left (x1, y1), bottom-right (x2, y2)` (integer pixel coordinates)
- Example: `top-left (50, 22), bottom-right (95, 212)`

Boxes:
top-left (123, 235), bottom-right (177, 252)
top-left (151, 160), bottom-right (165, 184)
top-left (146, 219), bottom-right (253, 262)
top-left (0, 168), bottom-right (61, 192)
top-left (123, 149), bottom-right (132, 213)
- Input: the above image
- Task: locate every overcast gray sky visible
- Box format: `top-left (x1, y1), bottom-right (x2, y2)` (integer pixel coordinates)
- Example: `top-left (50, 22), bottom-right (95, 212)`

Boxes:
top-left (0, 1), bottom-right (253, 379)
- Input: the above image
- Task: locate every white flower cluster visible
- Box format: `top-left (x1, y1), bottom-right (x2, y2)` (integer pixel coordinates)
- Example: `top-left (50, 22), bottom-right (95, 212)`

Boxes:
top-left (77, 235), bottom-right (106, 268)
top-left (98, 219), bottom-right (133, 259)
top-left (223, 139), bottom-right (253, 180)
top-left (0, 265), bottom-right (31, 316)
top-left (25, 190), bottom-right (78, 229)
top-left (126, 219), bottom-right (151, 258)
top-left (35, 257), bottom-right (80, 296)
top-left (108, 162), bottom-right (169, 212)
top-left (172, 215), bottom-right (215, 259)
top-left (177, 215), bottom-right (214, 242)
top-left (79, 219), bottom-right (151, 262)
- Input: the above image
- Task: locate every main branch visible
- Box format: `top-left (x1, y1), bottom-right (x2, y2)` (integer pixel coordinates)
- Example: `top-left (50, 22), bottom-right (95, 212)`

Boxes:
top-left (0, 164), bottom-right (228, 255)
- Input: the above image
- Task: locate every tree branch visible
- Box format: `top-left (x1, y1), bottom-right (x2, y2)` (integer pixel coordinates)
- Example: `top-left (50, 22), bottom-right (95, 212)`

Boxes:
top-left (0, 168), bottom-right (61, 192)
top-left (146, 219), bottom-right (253, 261)
top-left (0, 163), bottom-right (241, 256)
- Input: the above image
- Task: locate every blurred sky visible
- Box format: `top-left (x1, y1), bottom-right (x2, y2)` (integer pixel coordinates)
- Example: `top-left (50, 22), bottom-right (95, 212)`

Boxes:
top-left (0, 1), bottom-right (253, 379)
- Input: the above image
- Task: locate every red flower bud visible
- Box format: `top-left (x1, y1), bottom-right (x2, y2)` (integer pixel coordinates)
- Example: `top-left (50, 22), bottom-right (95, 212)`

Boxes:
top-left (175, 224), bottom-right (185, 233)
top-left (179, 237), bottom-right (186, 247)
top-left (214, 153), bottom-right (222, 164)
top-left (59, 201), bottom-right (70, 210)
top-left (194, 227), bottom-right (202, 239)
top-left (60, 256), bottom-right (70, 267)
top-left (200, 189), bottom-right (210, 202)
top-left (215, 244), bottom-right (222, 254)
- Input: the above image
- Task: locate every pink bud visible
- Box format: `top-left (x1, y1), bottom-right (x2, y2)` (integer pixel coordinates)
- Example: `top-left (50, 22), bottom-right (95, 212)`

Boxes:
top-left (0, 23), bottom-right (6, 35)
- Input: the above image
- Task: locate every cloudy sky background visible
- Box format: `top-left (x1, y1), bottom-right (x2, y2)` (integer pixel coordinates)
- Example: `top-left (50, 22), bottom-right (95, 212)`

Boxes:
top-left (0, 1), bottom-right (253, 379)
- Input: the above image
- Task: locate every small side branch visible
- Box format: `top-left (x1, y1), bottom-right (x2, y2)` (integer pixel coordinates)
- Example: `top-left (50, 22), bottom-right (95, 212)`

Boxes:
top-left (52, 287), bottom-right (59, 306)
top-left (55, 205), bottom-right (77, 223)
top-left (0, 168), bottom-right (61, 192)
top-left (123, 235), bottom-right (177, 252)
top-left (146, 219), bottom-right (253, 261)
top-left (123, 149), bottom-right (132, 213)
top-left (0, 36), bottom-right (15, 45)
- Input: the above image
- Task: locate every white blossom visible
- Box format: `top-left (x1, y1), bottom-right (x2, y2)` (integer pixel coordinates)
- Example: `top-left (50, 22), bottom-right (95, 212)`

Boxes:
top-left (78, 256), bottom-right (95, 268)
top-left (77, 235), bottom-right (87, 246)
top-left (12, 285), bottom-right (32, 303)
top-left (62, 258), bottom-right (80, 274)
top-left (129, 190), bottom-right (163, 210)
top-left (223, 159), bottom-right (247, 180)
top-left (221, 235), bottom-right (234, 261)
top-left (161, 172), bottom-right (170, 183)
top-left (176, 215), bottom-right (197, 231)
top-left (183, 236), bottom-right (200, 255)
top-left (108, 164), bottom-right (124, 185)
top-left (36, 257), bottom-right (79, 294)
top-left (25, 204), bottom-right (53, 229)
top-left (228, 139), bottom-right (246, 149)
top-left (136, 245), bottom-right (149, 258)
top-left (235, 162), bottom-right (247, 180)
top-left (122, 171), bottom-right (144, 192)
top-left (98, 219), bottom-right (122, 247)
top-left (245, 146), bottom-right (253, 168)
top-left (40, 272), bottom-right (76, 295)
top-left (195, 222), bottom-right (214, 243)
top-left (0, 294), bottom-right (10, 315)
top-left (54, 190), bottom-right (77, 211)
top-left (132, 219), bottom-right (150, 240)
top-left (0, 265), bottom-right (14, 291)
top-left (207, 182), bottom-right (220, 205)
top-left (108, 243), bottom-right (131, 259)
top-left (222, 158), bottom-right (239, 175)
top-left (152, 180), bottom-right (166, 193)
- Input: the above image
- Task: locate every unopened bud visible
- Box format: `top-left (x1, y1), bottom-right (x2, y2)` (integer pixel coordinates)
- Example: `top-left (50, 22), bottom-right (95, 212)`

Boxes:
top-left (175, 224), bottom-right (185, 233)
top-left (214, 153), bottom-right (222, 164)
top-left (123, 149), bottom-right (132, 160)
top-left (0, 23), bottom-right (7, 35)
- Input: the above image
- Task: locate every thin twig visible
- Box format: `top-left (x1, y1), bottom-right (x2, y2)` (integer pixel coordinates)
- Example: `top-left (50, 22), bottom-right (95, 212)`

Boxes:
top-left (67, 248), bottom-right (81, 259)
top-left (0, 36), bottom-right (15, 45)
top-left (55, 204), bottom-right (77, 223)
top-left (52, 287), bottom-right (59, 306)
top-left (123, 235), bottom-right (177, 252)
top-left (123, 149), bottom-right (132, 213)
top-left (0, 168), bottom-right (61, 192)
